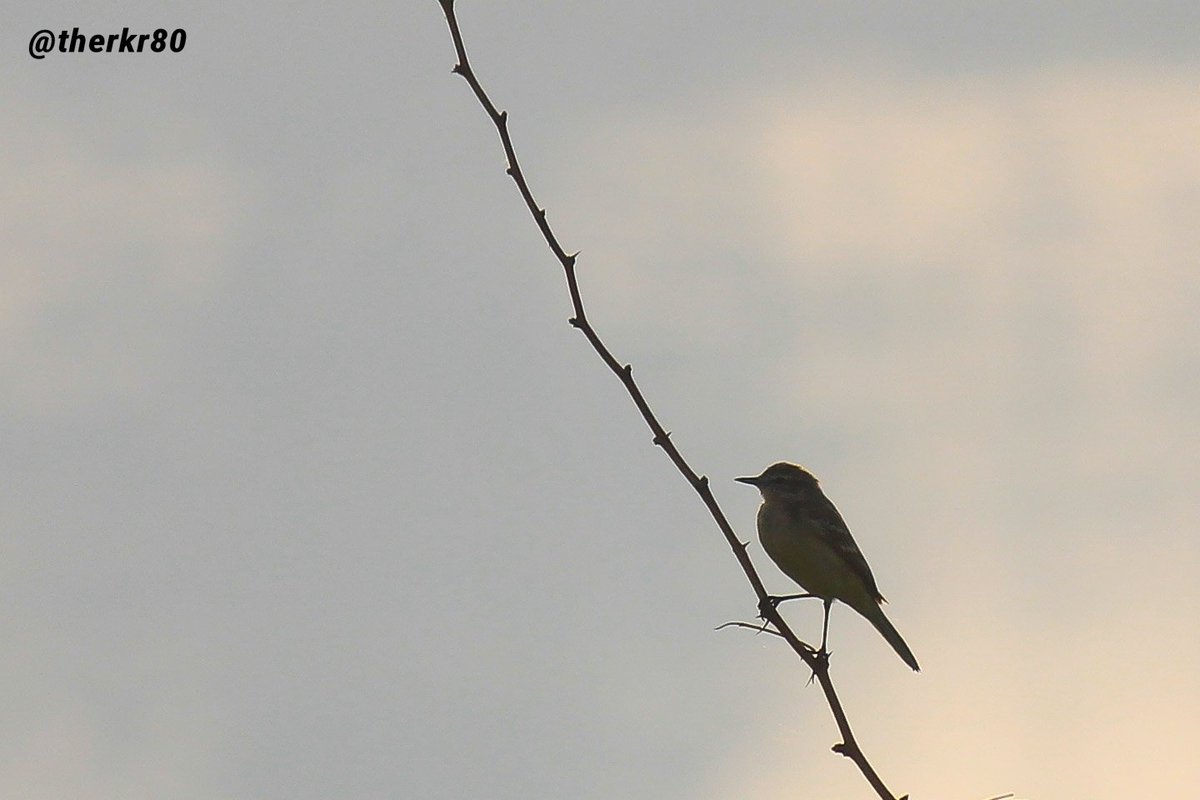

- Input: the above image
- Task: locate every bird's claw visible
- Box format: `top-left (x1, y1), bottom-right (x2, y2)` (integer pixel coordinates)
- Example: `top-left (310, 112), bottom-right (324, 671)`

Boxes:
top-left (801, 646), bottom-right (832, 686)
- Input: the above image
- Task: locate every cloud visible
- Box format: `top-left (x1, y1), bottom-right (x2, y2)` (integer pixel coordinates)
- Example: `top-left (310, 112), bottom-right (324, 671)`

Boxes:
top-left (565, 59), bottom-right (1200, 483)
top-left (1, 121), bottom-right (245, 414)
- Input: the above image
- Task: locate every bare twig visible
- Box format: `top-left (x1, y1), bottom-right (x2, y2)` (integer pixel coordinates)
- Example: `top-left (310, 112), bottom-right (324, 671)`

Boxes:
top-left (715, 620), bottom-right (786, 639)
top-left (433, 3), bottom-right (907, 798)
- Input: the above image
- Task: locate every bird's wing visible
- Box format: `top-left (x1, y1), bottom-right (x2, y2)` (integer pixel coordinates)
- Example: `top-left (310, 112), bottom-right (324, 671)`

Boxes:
top-left (809, 493), bottom-right (886, 603)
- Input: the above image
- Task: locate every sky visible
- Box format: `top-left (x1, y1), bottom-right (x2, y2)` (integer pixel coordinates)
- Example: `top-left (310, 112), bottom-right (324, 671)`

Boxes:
top-left (3, 2), bottom-right (1198, 798)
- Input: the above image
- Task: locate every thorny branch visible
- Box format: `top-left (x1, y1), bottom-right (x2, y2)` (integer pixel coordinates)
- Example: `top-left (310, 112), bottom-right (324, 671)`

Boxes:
top-left (434, 3), bottom-right (908, 798)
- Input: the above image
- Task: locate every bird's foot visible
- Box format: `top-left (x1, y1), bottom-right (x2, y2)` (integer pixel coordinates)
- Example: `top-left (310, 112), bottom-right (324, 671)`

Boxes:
top-left (805, 648), bottom-right (831, 685)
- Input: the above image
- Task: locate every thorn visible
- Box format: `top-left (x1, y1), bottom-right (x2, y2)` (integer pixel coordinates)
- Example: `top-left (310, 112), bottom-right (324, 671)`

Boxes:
top-left (652, 431), bottom-right (671, 446)
top-left (698, 475), bottom-right (709, 487)
top-left (536, 208), bottom-right (547, 221)
top-left (451, 63), bottom-right (465, 75)
top-left (505, 166), bottom-right (514, 176)
top-left (564, 251), bottom-right (578, 267)
top-left (831, 741), bottom-right (859, 759)
top-left (622, 364), bottom-right (632, 376)
top-left (568, 317), bottom-right (581, 328)
top-left (499, 110), bottom-right (508, 123)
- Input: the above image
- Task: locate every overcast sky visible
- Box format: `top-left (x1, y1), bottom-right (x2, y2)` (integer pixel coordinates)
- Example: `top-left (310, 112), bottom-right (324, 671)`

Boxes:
top-left (4, 3), bottom-right (1199, 799)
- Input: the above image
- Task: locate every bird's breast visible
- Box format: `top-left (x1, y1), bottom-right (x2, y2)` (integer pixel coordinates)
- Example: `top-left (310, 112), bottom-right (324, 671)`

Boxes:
top-left (757, 502), bottom-right (858, 602)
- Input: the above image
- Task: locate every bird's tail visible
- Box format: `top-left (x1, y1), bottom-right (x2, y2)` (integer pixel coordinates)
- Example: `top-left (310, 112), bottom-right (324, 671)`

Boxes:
top-left (865, 606), bottom-right (920, 672)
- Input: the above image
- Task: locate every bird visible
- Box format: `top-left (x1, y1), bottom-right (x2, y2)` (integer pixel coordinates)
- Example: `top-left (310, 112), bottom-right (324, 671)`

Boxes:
top-left (736, 462), bottom-right (919, 671)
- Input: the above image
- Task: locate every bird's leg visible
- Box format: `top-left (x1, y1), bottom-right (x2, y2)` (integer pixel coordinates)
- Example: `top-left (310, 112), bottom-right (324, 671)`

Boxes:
top-left (818, 598), bottom-right (833, 657)
top-left (757, 592), bottom-right (816, 625)
top-left (800, 599), bottom-right (835, 681)
top-left (773, 592), bottom-right (816, 604)
top-left (761, 592), bottom-right (816, 612)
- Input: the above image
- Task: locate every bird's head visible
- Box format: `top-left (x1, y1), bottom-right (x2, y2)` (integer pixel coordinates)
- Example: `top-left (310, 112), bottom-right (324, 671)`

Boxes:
top-left (735, 462), bottom-right (821, 500)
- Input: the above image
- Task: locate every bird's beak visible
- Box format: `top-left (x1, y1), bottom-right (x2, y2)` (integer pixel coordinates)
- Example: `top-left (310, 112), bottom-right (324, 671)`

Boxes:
top-left (735, 475), bottom-right (760, 486)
